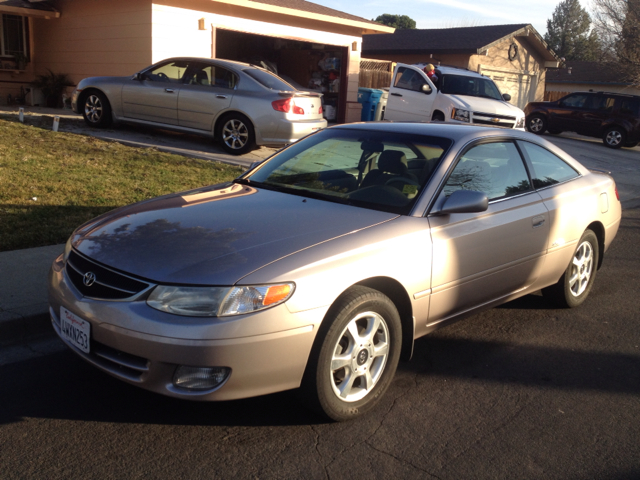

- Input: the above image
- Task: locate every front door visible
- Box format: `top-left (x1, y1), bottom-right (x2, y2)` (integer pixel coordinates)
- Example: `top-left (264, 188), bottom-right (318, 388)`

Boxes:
top-left (386, 64), bottom-right (437, 122)
top-left (427, 140), bottom-right (550, 324)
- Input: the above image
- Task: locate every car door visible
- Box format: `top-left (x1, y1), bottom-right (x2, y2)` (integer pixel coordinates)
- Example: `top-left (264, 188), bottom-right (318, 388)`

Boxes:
top-left (548, 93), bottom-right (590, 132)
top-left (122, 60), bottom-right (190, 125)
top-left (579, 94), bottom-right (615, 136)
top-left (427, 140), bottom-right (550, 324)
top-left (178, 62), bottom-right (236, 131)
top-left (386, 64), bottom-right (437, 121)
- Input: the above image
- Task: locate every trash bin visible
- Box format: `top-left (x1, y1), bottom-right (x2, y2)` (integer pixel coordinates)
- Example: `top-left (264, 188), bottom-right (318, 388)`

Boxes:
top-left (357, 87), bottom-right (383, 121)
top-left (374, 89), bottom-right (389, 121)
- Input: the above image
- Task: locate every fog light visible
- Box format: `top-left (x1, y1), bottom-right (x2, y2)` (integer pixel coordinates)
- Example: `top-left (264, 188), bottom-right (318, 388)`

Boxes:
top-left (173, 366), bottom-right (230, 390)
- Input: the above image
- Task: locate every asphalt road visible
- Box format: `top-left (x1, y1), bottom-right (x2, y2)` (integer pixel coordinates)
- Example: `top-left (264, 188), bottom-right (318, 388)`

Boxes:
top-left (1, 132), bottom-right (639, 479)
top-left (2, 220), bottom-right (639, 479)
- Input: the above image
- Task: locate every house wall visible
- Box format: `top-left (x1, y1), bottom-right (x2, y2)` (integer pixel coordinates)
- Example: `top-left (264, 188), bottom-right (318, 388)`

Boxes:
top-left (32, 0), bottom-right (152, 85)
top-left (151, 1), bottom-right (364, 122)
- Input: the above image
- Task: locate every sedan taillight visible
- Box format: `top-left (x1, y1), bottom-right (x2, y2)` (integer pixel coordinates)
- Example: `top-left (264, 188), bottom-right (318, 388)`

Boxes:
top-left (272, 98), bottom-right (304, 115)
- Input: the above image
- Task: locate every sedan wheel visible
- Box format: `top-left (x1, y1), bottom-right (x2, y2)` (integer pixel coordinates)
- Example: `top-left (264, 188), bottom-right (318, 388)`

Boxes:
top-left (82, 91), bottom-right (112, 128)
top-left (303, 286), bottom-right (401, 421)
top-left (543, 230), bottom-right (599, 308)
top-left (603, 126), bottom-right (626, 149)
top-left (218, 114), bottom-right (255, 155)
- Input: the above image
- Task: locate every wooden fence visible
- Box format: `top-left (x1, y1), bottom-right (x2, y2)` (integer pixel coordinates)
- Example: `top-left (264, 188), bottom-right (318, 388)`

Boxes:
top-left (359, 59), bottom-right (394, 89)
top-left (544, 91), bottom-right (570, 102)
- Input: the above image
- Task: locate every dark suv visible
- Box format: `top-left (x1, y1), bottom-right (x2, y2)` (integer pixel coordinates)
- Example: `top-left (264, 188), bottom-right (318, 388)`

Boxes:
top-left (524, 91), bottom-right (640, 149)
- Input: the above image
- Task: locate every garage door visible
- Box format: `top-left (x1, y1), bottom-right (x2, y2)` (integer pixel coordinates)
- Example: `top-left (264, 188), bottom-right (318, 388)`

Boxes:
top-left (483, 69), bottom-right (534, 109)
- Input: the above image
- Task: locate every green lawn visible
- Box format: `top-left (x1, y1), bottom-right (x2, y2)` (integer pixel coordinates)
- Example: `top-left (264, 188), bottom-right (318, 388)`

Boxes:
top-left (0, 119), bottom-right (244, 252)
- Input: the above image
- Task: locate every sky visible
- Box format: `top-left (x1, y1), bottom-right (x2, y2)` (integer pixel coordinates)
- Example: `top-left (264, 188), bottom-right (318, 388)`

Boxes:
top-left (317, 0), bottom-right (565, 36)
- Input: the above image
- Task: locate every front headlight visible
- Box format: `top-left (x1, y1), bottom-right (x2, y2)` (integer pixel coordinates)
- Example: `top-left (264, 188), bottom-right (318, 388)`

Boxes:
top-left (515, 116), bottom-right (525, 129)
top-left (452, 108), bottom-right (470, 123)
top-left (146, 283), bottom-right (295, 317)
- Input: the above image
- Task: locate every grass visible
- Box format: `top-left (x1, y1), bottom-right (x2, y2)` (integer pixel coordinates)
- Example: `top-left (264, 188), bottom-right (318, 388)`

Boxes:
top-left (0, 118), bottom-right (244, 252)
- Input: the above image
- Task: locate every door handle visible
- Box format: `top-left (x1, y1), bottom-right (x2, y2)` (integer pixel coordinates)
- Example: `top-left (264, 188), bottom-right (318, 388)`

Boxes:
top-left (532, 215), bottom-right (545, 228)
top-left (165, 88), bottom-right (175, 93)
top-left (391, 93), bottom-right (403, 97)
top-left (216, 95), bottom-right (227, 99)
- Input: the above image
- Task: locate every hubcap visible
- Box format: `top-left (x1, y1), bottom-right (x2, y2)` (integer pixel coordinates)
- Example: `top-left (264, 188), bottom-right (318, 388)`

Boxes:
top-left (606, 130), bottom-right (622, 146)
top-left (85, 95), bottom-right (103, 123)
top-left (222, 119), bottom-right (248, 150)
top-left (569, 240), bottom-right (594, 297)
top-left (329, 311), bottom-right (390, 402)
top-left (529, 117), bottom-right (543, 133)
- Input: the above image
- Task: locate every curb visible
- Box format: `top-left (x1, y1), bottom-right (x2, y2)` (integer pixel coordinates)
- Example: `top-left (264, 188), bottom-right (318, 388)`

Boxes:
top-left (0, 311), bottom-right (52, 346)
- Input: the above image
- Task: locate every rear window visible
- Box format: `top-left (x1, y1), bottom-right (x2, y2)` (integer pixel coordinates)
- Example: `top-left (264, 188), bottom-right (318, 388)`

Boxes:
top-left (243, 68), bottom-right (295, 90)
top-left (517, 141), bottom-right (579, 188)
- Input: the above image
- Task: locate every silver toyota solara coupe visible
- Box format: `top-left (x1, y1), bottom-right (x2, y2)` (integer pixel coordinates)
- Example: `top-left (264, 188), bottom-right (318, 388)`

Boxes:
top-left (70, 57), bottom-right (327, 155)
top-left (49, 123), bottom-right (621, 421)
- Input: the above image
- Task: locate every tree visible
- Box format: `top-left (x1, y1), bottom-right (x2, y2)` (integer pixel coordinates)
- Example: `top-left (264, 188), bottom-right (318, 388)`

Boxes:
top-left (544, 0), bottom-right (602, 61)
top-left (591, 0), bottom-right (640, 83)
top-left (374, 14), bottom-right (416, 30)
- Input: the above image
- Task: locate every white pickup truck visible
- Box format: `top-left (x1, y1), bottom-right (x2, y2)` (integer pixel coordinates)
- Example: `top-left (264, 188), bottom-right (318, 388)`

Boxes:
top-left (385, 63), bottom-right (526, 130)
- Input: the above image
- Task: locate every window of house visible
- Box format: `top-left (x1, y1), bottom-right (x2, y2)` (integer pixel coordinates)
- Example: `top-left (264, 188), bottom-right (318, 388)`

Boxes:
top-left (1, 14), bottom-right (28, 58)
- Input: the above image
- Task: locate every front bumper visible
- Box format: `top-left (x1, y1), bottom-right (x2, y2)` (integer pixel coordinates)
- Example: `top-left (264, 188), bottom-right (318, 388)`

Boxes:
top-left (48, 254), bottom-right (322, 401)
top-left (71, 88), bottom-right (80, 114)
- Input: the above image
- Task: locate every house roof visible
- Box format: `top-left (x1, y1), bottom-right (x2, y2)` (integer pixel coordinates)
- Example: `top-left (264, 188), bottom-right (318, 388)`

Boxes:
top-left (362, 23), bottom-right (558, 62)
top-left (208, 0), bottom-right (394, 34)
top-left (0, 0), bottom-right (59, 17)
top-left (546, 61), bottom-right (633, 85)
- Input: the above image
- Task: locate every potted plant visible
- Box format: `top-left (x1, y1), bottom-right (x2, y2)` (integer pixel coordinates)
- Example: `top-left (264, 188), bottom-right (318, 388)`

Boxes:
top-left (31, 69), bottom-right (71, 108)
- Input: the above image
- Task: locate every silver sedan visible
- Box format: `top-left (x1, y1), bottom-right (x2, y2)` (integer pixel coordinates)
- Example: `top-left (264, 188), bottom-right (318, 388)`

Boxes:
top-left (49, 123), bottom-right (621, 421)
top-left (71, 57), bottom-right (327, 155)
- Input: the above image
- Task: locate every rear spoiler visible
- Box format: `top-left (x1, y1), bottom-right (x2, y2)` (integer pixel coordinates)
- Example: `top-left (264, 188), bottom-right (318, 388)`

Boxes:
top-left (277, 91), bottom-right (322, 98)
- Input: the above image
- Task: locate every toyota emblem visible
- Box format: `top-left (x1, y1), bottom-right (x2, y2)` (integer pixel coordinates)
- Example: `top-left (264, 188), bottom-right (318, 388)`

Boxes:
top-left (83, 272), bottom-right (96, 287)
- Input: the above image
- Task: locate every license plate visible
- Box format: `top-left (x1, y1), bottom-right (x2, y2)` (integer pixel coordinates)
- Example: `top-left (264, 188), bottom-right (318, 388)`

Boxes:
top-left (60, 307), bottom-right (90, 353)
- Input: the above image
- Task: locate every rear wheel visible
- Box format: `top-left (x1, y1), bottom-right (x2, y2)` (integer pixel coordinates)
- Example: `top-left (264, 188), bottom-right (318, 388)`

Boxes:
top-left (302, 286), bottom-right (401, 421)
top-left (542, 229), bottom-right (599, 308)
top-left (82, 91), bottom-right (112, 128)
top-left (526, 114), bottom-right (547, 134)
top-left (602, 126), bottom-right (626, 149)
top-left (217, 113), bottom-right (255, 155)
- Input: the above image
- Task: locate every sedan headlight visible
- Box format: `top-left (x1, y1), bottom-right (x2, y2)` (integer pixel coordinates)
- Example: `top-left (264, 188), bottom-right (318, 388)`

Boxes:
top-left (452, 108), bottom-right (470, 123)
top-left (515, 116), bottom-right (525, 129)
top-left (147, 283), bottom-right (295, 317)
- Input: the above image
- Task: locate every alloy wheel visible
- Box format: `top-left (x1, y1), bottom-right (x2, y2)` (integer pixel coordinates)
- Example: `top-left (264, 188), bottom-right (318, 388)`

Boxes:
top-left (605, 129), bottom-right (622, 147)
top-left (222, 119), bottom-right (249, 150)
top-left (84, 95), bottom-right (103, 123)
top-left (569, 240), bottom-right (594, 297)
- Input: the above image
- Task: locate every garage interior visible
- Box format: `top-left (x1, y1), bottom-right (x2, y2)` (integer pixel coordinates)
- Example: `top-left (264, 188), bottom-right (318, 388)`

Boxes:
top-left (215, 29), bottom-right (348, 123)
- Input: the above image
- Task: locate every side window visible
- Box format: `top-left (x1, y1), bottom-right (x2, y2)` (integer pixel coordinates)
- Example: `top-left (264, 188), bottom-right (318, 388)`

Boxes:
top-left (443, 142), bottom-right (531, 201)
top-left (184, 64), bottom-right (237, 89)
top-left (143, 61), bottom-right (189, 83)
top-left (619, 98), bottom-right (639, 116)
top-left (394, 67), bottom-right (428, 92)
top-left (517, 141), bottom-right (579, 189)
top-left (588, 95), bottom-right (615, 112)
top-left (560, 94), bottom-right (589, 109)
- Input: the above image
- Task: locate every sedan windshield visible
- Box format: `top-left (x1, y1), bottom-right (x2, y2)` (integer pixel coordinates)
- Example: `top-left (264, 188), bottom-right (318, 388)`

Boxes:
top-left (242, 128), bottom-right (452, 214)
top-left (440, 74), bottom-right (503, 101)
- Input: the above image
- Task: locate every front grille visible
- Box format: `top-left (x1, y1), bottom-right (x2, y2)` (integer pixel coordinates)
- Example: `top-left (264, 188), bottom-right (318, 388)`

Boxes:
top-left (472, 111), bottom-right (516, 129)
top-left (66, 250), bottom-right (150, 300)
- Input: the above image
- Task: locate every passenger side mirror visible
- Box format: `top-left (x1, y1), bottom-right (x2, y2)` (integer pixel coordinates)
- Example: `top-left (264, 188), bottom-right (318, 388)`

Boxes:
top-left (502, 93), bottom-right (511, 102)
top-left (133, 72), bottom-right (144, 81)
top-left (421, 84), bottom-right (432, 95)
top-left (431, 189), bottom-right (488, 215)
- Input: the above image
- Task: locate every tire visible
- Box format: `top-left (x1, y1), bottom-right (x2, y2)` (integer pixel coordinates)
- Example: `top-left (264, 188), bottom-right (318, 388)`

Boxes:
top-left (302, 286), bottom-right (402, 421)
top-left (542, 229), bottom-right (599, 308)
top-left (81, 91), bottom-right (112, 128)
top-left (526, 114), bottom-right (547, 135)
top-left (602, 126), bottom-right (626, 149)
top-left (217, 113), bottom-right (255, 155)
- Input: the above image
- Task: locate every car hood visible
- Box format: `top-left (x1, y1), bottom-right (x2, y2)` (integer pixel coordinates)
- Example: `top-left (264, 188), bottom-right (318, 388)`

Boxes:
top-left (447, 94), bottom-right (524, 116)
top-left (71, 183), bottom-right (397, 285)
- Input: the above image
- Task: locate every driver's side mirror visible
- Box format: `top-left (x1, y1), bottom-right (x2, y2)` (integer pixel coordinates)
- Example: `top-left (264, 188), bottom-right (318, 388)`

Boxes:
top-left (421, 84), bottom-right (432, 95)
top-left (502, 93), bottom-right (511, 102)
top-left (431, 189), bottom-right (488, 215)
top-left (133, 72), bottom-right (144, 81)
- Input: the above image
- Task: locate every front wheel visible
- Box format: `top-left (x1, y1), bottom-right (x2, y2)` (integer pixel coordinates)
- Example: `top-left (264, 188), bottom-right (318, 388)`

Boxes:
top-left (542, 229), bottom-right (599, 308)
top-left (526, 114), bottom-right (547, 134)
top-left (217, 113), bottom-right (255, 155)
top-left (82, 91), bottom-right (112, 128)
top-left (602, 126), bottom-right (626, 149)
top-left (302, 286), bottom-right (402, 421)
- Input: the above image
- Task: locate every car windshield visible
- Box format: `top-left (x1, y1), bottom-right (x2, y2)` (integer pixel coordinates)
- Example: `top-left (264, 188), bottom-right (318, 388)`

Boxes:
top-left (241, 128), bottom-right (452, 214)
top-left (243, 68), bottom-right (295, 90)
top-left (440, 74), bottom-right (503, 101)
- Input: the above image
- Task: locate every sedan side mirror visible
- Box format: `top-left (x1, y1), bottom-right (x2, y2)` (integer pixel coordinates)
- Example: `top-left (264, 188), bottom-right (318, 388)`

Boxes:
top-left (432, 189), bottom-right (488, 215)
top-left (133, 72), bottom-right (144, 81)
top-left (502, 93), bottom-right (511, 102)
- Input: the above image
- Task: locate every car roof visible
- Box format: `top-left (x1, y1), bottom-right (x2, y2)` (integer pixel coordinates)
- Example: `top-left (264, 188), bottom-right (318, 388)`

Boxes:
top-left (157, 57), bottom-right (259, 70)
